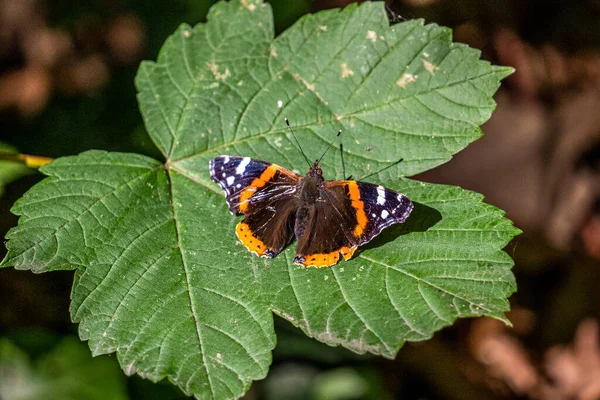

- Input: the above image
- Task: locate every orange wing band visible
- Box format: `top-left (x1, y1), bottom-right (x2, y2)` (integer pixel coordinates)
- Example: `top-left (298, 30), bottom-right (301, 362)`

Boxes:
top-left (238, 164), bottom-right (279, 212)
top-left (295, 245), bottom-right (357, 268)
top-left (346, 181), bottom-right (368, 237)
top-left (236, 222), bottom-right (272, 257)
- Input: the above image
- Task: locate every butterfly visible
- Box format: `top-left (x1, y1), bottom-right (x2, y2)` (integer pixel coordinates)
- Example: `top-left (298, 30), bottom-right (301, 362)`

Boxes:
top-left (209, 121), bottom-right (413, 268)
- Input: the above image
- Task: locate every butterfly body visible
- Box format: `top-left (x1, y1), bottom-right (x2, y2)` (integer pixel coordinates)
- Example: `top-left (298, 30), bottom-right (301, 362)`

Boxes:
top-left (210, 156), bottom-right (413, 268)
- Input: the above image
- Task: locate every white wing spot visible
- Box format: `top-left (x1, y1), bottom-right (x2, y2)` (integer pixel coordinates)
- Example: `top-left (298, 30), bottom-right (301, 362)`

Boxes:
top-left (236, 157), bottom-right (251, 174)
top-left (224, 156), bottom-right (230, 163)
top-left (377, 186), bottom-right (386, 205)
top-left (372, 213), bottom-right (376, 217)
top-left (236, 184), bottom-right (241, 189)
top-left (226, 176), bottom-right (235, 186)
top-left (381, 210), bottom-right (389, 219)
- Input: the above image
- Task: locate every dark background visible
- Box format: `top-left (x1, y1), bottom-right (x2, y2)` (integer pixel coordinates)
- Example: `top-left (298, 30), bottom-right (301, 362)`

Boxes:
top-left (1, 0), bottom-right (599, 399)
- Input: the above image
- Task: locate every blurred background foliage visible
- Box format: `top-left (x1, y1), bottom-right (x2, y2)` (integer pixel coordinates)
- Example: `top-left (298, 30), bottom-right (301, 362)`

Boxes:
top-left (1, 0), bottom-right (599, 399)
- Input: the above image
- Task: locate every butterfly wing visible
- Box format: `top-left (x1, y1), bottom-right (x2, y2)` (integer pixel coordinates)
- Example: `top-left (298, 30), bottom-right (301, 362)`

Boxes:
top-left (293, 200), bottom-right (358, 268)
top-left (292, 179), bottom-right (413, 267)
top-left (324, 181), bottom-right (413, 246)
top-left (322, 180), bottom-right (413, 246)
top-left (210, 156), bottom-right (302, 258)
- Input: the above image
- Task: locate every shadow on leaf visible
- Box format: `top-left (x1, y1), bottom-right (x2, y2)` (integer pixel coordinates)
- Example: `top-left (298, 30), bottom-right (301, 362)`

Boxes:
top-left (358, 201), bottom-right (442, 253)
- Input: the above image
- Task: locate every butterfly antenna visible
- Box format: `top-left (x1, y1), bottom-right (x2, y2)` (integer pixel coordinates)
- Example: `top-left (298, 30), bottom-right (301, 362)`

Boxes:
top-left (317, 129), bottom-right (342, 165)
top-left (358, 158), bottom-right (404, 181)
top-left (340, 143), bottom-right (351, 180)
top-left (285, 118), bottom-right (311, 167)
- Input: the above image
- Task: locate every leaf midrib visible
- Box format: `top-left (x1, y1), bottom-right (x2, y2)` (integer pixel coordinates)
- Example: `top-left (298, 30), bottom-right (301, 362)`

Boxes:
top-left (165, 167), bottom-right (216, 399)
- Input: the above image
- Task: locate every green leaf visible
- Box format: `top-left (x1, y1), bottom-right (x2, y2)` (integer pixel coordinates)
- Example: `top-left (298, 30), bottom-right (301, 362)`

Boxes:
top-left (0, 142), bottom-right (32, 197)
top-left (2, 1), bottom-right (520, 399)
top-left (0, 337), bottom-right (128, 400)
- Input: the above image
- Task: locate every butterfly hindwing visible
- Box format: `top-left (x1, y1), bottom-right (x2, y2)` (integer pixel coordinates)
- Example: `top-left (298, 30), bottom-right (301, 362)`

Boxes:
top-left (293, 198), bottom-right (357, 268)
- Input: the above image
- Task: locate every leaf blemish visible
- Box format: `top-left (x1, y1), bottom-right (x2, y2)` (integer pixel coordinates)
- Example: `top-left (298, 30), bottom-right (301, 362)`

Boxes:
top-left (206, 62), bottom-right (230, 81)
top-left (183, 30), bottom-right (190, 38)
top-left (422, 59), bottom-right (439, 74)
top-left (241, 0), bottom-right (256, 11)
top-left (396, 73), bottom-right (416, 88)
top-left (341, 63), bottom-right (354, 78)
top-left (318, 25), bottom-right (327, 31)
top-left (293, 73), bottom-right (314, 92)
top-left (366, 30), bottom-right (377, 42)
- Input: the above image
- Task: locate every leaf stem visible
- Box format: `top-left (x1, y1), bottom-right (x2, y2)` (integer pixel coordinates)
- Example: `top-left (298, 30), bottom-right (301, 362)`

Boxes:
top-left (0, 153), bottom-right (54, 169)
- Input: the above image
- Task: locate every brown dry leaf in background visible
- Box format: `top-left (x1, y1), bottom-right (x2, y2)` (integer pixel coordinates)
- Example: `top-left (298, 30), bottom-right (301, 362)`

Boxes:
top-left (106, 15), bottom-right (145, 65)
top-left (541, 319), bottom-right (600, 400)
top-left (0, 68), bottom-right (52, 116)
top-left (469, 317), bottom-right (540, 397)
top-left (469, 318), bottom-right (600, 399)
top-left (0, 0), bottom-right (145, 116)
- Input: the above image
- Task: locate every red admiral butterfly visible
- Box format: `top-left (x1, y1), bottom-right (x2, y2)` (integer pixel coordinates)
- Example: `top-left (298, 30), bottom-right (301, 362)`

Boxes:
top-left (209, 120), bottom-right (413, 268)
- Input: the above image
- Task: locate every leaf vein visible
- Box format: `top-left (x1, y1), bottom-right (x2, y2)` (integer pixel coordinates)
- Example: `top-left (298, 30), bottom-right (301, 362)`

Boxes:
top-left (331, 268), bottom-right (393, 354)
